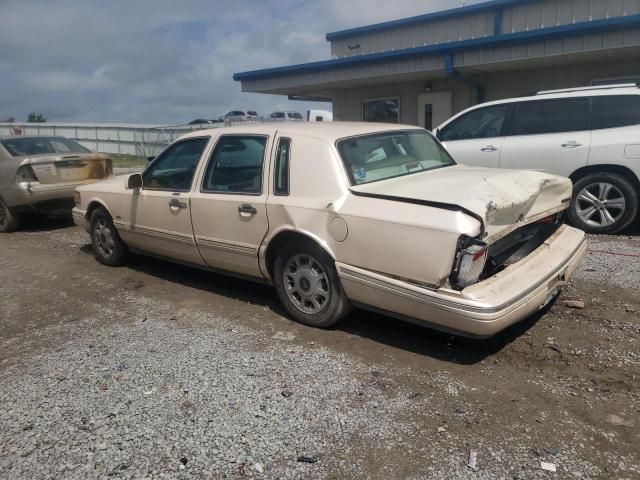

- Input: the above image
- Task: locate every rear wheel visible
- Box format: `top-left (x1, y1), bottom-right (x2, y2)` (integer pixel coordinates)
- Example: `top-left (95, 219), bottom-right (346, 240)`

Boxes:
top-left (0, 198), bottom-right (19, 233)
top-left (274, 239), bottom-right (352, 328)
top-left (90, 208), bottom-right (128, 266)
top-left (569, 172), bottom-right (638, 234)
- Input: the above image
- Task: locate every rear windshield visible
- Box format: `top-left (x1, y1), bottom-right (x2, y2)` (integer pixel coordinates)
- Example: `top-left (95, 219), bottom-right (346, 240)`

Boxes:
top-left (0, 137), bottom-right (91, 157)
top-left (337, 131), bottom-right (455, 185)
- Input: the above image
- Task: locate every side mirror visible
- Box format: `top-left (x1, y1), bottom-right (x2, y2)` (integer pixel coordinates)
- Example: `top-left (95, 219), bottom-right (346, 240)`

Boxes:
top-left (126, 173), bottom-right (143, 190)
top-left (147, 156), bottom-right (155, 162)
top-left (433, 127), bottom-right (440, 139)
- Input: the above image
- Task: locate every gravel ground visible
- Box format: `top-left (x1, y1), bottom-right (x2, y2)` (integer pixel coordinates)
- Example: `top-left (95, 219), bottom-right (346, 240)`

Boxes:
top-left (1, 214), bottom-right (639, 479)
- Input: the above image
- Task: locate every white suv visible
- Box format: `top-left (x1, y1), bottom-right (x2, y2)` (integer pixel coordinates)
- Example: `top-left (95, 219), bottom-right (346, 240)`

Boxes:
top-left (435, 84), bottom-right (640, 234)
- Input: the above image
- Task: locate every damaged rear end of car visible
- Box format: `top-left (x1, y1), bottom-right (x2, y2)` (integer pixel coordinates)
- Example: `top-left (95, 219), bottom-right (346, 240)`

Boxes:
top-left (333, 129), bottom-right (587, 338)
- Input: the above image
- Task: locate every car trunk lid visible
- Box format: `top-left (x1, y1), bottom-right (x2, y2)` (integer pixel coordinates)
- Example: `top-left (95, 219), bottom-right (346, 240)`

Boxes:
top-left (20, 153), bottom-right (113, 184)
top-left (350, 165), bottom-right (572, 242)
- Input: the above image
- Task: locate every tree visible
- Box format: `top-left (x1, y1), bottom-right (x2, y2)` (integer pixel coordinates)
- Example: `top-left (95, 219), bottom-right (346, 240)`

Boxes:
top-left (27, 112), bottom-right (47, 123)
top-left (1, 117), bottom-right (15, 123)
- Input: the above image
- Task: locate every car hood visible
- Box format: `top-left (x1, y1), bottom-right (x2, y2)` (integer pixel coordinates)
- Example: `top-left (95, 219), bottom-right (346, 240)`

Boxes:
top-left (350, 165), bottom-right (572, 242)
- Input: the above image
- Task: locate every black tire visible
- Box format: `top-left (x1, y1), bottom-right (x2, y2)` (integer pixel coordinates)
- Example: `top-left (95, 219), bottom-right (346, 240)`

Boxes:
top-left (274, 239), bottom-right (352, 328)
top-left (90, 208), bottom-right (129, 266)
top-left (0, 198), bottom-right (19, 233)
top-left (568, 172), bottom-right (638, 234)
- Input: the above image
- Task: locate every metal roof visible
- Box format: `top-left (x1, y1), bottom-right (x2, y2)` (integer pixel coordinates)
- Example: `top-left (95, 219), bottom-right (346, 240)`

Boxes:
top-left (325, 0), bottom-right (535, 41)
top-left (234, 13), bottom-right (640, 82)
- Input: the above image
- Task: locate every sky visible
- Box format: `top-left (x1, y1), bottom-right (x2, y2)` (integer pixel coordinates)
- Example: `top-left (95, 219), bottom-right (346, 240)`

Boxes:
top-left (0, 0), bottom-right (484, 125)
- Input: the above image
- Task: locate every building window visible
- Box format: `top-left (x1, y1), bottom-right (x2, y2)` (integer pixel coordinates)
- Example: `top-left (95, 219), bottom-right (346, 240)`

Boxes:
top-left (362, 97), bottom-right (400, 123)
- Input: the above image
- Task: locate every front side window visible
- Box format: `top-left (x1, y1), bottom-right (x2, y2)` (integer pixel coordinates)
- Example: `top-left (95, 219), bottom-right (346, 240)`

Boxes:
top-left (202, 136), bottom-right (267, 194)
top-left (287, 112), bottom-right (303, 119)
top-left (363, 98), bottom-right (400, 124)
top-left (0, 137), bottom-right (90, 157)
top-left (271, 112), bottom-right (285, 119)
top-left (439, 104), bottom-right (509, 141)
top-left (274, 138), bottom-right (291, 195)
top-left (337, 131), bottom-right (455, 185)
top-left (142, 137), bottom-right (208, 191)
top-left (591, 95), bottom-right (640, 130)
top-left (511, 98), bottom-right (588, 135)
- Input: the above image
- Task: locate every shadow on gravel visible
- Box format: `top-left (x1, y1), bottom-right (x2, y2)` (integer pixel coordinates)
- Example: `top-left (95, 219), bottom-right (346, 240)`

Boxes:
top-left (18, 209), bottom-right (74, 232)
top-left (337, 299), bottom-right (552, 365)
top-left (123, 254), bottom-right (282, 312)
top-left (78, 247), bottom-right (551, 365)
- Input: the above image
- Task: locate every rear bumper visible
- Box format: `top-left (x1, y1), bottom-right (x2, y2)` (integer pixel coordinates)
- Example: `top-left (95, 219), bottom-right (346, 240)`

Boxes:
top-left (72, 207), bottom-right (89, 232)
top-left (337, 224), bottom-right (587, 338)
top-left (2, 181), bottom-right (96, 209)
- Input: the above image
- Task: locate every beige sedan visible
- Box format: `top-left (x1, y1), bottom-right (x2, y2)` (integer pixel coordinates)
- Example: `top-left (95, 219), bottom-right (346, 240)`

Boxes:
top-left (73, 123), bottom-right (587, 338)
top-left (0, 135), bottom-right (112, 232)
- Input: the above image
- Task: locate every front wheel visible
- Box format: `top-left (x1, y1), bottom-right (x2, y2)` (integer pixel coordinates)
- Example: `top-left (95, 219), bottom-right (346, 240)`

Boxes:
top-left (90, 208), bottom-right (129, 266)
top-left (569, 173), bottom-right (638, 234)
top-left (274, 240), bottom-right (352, 328)
top-left (0, 198), bottom-right (19, 233)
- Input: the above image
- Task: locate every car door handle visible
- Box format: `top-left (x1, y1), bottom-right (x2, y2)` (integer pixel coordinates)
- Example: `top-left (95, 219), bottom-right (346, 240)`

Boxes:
top-left (238, 204), bottom-right (257, 215)
top-left (561, 141), bottom-right (583, 148)
top-left (168, 198), bottom-right (188, 209)
top-left (480, 145), bottom-right (498, 152)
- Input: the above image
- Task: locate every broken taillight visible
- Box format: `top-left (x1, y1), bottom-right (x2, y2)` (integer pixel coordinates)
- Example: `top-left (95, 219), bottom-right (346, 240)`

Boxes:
top-left (16, 165), bottom-right (37, 182)
top-left (536, 212), bottom-right (562, 224)
top-left (453, 242), bottom-right (488, 289)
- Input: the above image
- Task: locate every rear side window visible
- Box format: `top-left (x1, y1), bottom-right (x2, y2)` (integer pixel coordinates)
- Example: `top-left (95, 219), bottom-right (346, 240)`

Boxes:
top-left (511, 98), bottom-right (588, 135)
top-left (202, 136), bottom-right (267, 194)
top-left (591, 95), bottom-right (640, 130)
top-left (274, 138), bottom-right (291, 195)
top-left (439, 104), bottom-right (509, 141)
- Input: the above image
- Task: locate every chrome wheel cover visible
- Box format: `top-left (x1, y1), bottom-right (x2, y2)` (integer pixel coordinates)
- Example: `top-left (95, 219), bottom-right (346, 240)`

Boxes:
top-left (283, 253), bottom-right (331, 314)
top-left (93, 219), bottom-right (116, 258)
top-left (576, 182), bottom-right (626, 228)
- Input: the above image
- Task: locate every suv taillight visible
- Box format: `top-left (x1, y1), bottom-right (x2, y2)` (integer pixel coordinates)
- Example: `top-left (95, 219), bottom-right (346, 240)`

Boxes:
top-left (16, 165), bottom-right (37, 182)
top-left (452, 242), bottom-right (488, 289)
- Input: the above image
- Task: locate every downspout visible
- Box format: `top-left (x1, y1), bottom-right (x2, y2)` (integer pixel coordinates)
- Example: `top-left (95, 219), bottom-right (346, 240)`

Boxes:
top-left (443, 7), bottom-right (503, 105)
top-left (444, 52), bottom-right (485, 105)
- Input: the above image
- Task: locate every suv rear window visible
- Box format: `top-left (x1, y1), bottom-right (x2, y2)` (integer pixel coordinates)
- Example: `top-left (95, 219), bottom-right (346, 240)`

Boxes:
top-left (511, 98), bottom-right (588, 135)
top-left (591, 95), bottom-right (640, 130)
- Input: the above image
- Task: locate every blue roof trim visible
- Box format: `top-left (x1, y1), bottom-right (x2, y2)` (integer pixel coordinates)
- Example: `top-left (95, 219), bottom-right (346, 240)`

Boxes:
top-left (325, 0), bottom-right (536, 41)
top-left (234, 14), bottom-right (640, 82)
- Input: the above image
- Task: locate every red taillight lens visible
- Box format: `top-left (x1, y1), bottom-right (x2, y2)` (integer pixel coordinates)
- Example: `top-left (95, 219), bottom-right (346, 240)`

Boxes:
top-left (536, 213), bottom-right (561, 224)
top-left (16, 165), bottom-right (37, 182)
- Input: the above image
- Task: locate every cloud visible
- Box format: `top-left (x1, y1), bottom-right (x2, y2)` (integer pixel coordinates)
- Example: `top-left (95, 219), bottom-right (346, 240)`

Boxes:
top-left (0, 0), bottom-right (483, 124)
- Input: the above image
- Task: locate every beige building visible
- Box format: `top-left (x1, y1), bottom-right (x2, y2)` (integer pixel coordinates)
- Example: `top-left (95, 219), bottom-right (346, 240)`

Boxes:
top-left (234, 0), bottom-right (640, 128)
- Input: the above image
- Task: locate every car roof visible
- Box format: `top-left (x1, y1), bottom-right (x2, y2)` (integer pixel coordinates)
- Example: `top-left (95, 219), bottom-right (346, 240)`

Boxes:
top-left (464, 85), bottom-right (640, 110)
top-left (179, 121), bottom-right (424, 143)
top-left (0, 135), bottom-right (68, 141)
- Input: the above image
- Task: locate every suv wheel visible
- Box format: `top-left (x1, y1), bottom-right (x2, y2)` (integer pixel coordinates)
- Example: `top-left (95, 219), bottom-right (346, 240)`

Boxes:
top-left (569, 172), bottom-right (638, 234)
top-left (90, 208), bottom-right (129, 266)
top-left (0, 198), bottom-right (19, 233)
top-left (274, 240), bottom-right (352, 328)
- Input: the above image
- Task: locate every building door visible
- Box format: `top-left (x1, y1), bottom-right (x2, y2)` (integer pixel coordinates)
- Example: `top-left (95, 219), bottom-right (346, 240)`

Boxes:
top-left (417, 91), bottom-right (452, 131)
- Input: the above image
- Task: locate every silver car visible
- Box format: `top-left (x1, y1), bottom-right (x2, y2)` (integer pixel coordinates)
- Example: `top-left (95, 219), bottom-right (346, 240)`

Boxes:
top-left (0, 135), bottom-right (112, 232)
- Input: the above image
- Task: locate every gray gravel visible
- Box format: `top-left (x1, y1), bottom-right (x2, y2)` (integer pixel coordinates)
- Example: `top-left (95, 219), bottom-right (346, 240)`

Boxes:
top-left (1, 221), bottom-right (639, 479)
top-left (574, 235), bottom-right (640, 289)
